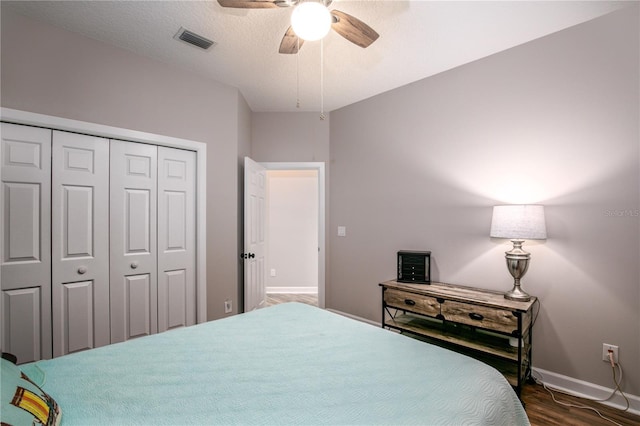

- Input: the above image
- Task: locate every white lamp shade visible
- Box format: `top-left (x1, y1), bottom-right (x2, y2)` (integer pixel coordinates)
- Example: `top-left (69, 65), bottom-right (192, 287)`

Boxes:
top-left (490, 205), bottom-right (547, 240)
top-left (291, 2), bottom-right (332, 41)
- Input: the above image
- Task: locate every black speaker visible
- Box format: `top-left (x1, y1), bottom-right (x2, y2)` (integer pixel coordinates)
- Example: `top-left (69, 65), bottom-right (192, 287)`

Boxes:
top-left (397, 250), bottom-right (431, 284)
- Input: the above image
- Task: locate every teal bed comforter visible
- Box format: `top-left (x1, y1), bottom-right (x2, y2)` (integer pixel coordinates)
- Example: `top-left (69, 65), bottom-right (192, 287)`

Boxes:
top-left (22, 303), bottom-right (529, 425)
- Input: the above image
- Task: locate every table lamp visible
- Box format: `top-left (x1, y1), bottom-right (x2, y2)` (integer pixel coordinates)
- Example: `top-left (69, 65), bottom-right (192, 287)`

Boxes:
top-left (490, 205), bottom-right (546, 301)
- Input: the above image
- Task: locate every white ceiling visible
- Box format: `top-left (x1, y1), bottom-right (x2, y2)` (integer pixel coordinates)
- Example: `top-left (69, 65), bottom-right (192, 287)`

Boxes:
top-left (3, 1), bottom-right (629, 112)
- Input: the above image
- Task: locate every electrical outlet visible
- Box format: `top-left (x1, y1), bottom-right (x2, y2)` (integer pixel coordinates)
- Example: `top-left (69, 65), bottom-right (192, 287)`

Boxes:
top-left (602, 343), bottom-right (619, 364)
top-left (224, 299), bottom-right (232, 314)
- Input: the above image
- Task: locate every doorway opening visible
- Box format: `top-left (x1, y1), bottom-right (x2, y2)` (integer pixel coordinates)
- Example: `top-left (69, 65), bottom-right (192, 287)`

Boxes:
top-left (243, 160), bottom-right (325, 311)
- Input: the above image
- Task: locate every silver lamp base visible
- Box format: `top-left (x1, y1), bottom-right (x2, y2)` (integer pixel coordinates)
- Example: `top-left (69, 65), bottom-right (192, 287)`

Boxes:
top-left (504, 284), bottom-right (532, 302)
top-left (504, 240), bottom-right (532, 302)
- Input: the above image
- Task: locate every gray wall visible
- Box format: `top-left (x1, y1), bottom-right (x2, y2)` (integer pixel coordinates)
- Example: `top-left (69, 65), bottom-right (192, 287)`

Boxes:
top-left (329, 7), bottom-right (639, 395)
top-left (251, 112), bottom-right (330, 163)
top-left (251, 111), bottom-right (331, 300)
top-left (266, 170), bottom-right (318, 291)
top-left (0, 8), bottom-right (248, 320)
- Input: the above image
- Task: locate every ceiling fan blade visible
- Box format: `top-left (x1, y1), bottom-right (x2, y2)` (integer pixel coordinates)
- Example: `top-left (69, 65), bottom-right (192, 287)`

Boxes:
top-left (331, 10), bottom-right (379, 48)
top-left (217, 0), bottom-right (278, 9)
top-left (279, 26), bottom-right (304, 54)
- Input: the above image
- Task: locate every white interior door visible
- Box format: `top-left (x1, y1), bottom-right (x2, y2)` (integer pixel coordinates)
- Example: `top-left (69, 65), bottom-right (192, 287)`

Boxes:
top-left (51, 131), bottom-right (109, 357)
top-left (243, 157), bottom-right (266, 312)
top-left (110, 140), bottom-right (157, 343)
top-left (1, 123), bottom-right (52, 362)
top-left (157, 146), bottom-right (196, 332)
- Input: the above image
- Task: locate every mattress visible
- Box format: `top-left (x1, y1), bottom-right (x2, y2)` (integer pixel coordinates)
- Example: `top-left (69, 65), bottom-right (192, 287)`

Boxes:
top-left (21, 303), bottom-right (529, 425)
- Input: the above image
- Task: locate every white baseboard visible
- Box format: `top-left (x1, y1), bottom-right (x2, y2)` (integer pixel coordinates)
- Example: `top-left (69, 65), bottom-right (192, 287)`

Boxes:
top-left (326, 309), bottom-right (380, 327)
top-left (266, 287), bottom-right (317, 294)
top-left (325, 309), bottom-right (640, 416)
top-left (532, 367), bottom-right (640, 415)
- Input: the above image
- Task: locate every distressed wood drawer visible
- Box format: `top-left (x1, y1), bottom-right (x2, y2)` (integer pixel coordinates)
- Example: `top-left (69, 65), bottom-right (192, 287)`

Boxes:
top-left (384, 288), bottom-right (440, 317)
top-left (441, 300), bottom-right (518, 335)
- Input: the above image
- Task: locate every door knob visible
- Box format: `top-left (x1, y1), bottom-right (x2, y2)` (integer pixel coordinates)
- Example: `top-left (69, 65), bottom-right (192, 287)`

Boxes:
top-left (77, 266), bottom-right (87, 275)
top-left (131, 261), bottom-right (139, 269)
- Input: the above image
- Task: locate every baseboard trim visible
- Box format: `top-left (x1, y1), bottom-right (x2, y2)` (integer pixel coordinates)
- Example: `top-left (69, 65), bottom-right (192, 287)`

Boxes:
top-left (266, 287), bottom-right (318, 294)
top-left (532, 367), bottom-right (640, 415)
top-left (326, 309), bottom-right (379, 327)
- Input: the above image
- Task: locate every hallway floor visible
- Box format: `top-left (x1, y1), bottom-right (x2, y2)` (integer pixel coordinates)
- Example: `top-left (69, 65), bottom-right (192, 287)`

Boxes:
top-left (265, 293), bottom-right (318, 307)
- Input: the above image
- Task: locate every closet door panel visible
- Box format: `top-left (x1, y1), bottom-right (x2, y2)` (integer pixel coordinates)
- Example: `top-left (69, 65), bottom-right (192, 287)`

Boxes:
top-left (125, 274), bottom-right (151, 339)
top-left (1, 288), bottom-right (41, 364)
top-left (4, 183), bottom-right (40, 261)
top-left (1, 123), bottom-right (51, 361)
top-left (160, 269), bottom-right (187, 331)
top-left (157, 147), bottom-right (196, 332)
top-left (51, 131), bottom-right (109, 357)
top-left (126, 189), bottom-right (152, 253)
top-left (59, 281), bottom-right (94, 354)
top-left (110, 141), bottom-right (157, 343)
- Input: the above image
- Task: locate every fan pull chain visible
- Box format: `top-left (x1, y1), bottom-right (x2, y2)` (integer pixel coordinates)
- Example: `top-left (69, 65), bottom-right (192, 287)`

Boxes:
top-left (320, 38), bottom-right (325, 120)
top-left (296, 37), bottom-right (300, 109)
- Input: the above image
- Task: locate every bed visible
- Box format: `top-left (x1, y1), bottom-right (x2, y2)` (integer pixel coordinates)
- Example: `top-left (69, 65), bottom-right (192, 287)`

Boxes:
top-left (2, 303), bottom-right (529, 425)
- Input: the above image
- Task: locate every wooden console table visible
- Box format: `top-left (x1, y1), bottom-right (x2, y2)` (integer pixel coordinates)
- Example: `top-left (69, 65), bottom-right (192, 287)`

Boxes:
top-left (380, 280), bottom-right (537, 396)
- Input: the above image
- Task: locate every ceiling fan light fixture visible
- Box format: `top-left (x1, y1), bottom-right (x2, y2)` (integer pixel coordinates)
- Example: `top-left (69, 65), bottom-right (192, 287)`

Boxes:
top-left (291, 2), bottom-right (332, 41)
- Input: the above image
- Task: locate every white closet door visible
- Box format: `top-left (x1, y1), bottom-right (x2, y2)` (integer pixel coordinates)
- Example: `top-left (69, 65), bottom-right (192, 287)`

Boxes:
top-left (1, 123), bottom-right (52, 362)
top-left (110, 141), bottom-right (157, 343)
top-left (157, 147), bottom-right (196, 332)
top-left (51, 131), bottom-right (109, 357)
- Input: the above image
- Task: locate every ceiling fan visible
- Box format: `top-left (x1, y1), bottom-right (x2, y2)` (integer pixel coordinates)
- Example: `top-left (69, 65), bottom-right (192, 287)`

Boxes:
top-left (218, 0), bottom-right (379, 54)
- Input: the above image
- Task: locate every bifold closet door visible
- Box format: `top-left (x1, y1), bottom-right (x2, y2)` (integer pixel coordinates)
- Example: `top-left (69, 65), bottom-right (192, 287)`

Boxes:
top-left (51, 131), bottom-right (109, 357)
top-left (110, 141), bottom-right (157, 343)
top-left (157, 147), bottom-right (196, 332)
top-left (1, 123), bottom-right (52, 362)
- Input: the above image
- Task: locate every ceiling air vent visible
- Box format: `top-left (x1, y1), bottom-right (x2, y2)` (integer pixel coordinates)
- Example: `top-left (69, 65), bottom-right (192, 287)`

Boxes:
top-left (174, 27), bottom-right (215, 50)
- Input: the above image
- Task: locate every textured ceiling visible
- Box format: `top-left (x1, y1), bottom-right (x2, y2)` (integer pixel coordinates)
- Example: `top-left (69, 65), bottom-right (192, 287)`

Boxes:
top-left (3, 1), bottom-right (629, 112)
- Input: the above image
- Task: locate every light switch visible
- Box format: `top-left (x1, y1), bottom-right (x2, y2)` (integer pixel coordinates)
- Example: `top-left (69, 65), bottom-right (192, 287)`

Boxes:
top-left (270, 268), bottom-right (276, 277)
top-left (338, 226), bottom-right (346, 237)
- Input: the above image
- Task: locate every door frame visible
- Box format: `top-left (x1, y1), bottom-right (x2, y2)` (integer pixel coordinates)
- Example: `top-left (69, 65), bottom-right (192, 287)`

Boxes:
top-left (260, 162), bottom-right (326, 309)
top-left (0, 107), bottom-right (208, 324)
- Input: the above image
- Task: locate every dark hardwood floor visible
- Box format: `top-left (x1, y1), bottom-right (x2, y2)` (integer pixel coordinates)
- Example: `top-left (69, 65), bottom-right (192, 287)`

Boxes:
top-left (522, 382), bottom-right (639, 426)
top-left (265, 294), bottom-right (639, 425)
